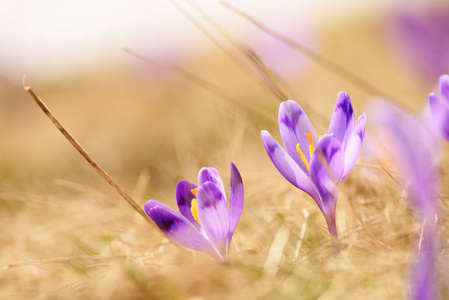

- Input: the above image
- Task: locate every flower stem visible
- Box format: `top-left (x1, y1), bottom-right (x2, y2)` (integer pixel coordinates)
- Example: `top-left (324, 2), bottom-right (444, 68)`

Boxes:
top-left (325, 217), bottom-right (341, 256)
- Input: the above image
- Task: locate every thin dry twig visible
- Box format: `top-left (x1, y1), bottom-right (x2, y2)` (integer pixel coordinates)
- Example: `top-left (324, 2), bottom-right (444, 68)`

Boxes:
top-left (294, 209), bottom-right (309, 260)
top-left (123, 47), bottom-right (276, 123)
top-left (263, 225), bottom-right (290, 275)
top-left (24, 86), bottom-right (155, 228)
top-left (169, 0), bottom-right (341, 125)
top-left (220, 1), bottom-right (412, 110)
top-left (378, 161), bottom-right (401, 185)
top-left (180, 0), bottom-right (291, 102)
top-left (2, 255), bottom-right (126, 269)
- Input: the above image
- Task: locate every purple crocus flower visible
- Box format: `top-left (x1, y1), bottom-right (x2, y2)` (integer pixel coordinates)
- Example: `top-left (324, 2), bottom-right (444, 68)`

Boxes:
top-left (261, 92), bottom-right (366, 254)
top-left (391, 8), bottom-right (449, 80)
top-left (429, 74), bottom-right (449, 141)
top-left (373, 102), bottom-right (441, 300)
top-left (245, 20), bottom-right (319, 82)
top-left (144, 163), bottom-right (243, 263)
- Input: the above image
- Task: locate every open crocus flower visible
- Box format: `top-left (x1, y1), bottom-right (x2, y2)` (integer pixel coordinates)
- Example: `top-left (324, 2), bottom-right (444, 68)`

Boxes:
top-left (144, 163), bottom-right (243, 263)
top-left (373, 102), bottom-right (441, 300)
top-left (429, 74), bottom-right (449, 141)
top-left (261, 92), bottom-right (366, 254)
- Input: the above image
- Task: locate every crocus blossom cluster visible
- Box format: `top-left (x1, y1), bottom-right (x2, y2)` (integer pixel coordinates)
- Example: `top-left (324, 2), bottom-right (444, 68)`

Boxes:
top-left (144, 163), bottom-right (243, 263)
top-left (429, 74), bottom-right (449, 141)
top-left (261, 92), bottom-right (366, 253)
top-left (373, 101), bottom-right (442, 300)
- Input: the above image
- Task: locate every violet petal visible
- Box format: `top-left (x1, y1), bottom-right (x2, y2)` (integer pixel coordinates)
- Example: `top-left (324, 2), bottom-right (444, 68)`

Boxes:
top-left (374, 102), bottom-right (440, 215)
top-left (309, 135), bottom-right (344, 216)
top-left (144, 200), bottom-right (213, 252)
top-left (328, 92), bottom-right (355, 145)
top-left (198, 167), bottom-right (226, 197)
top-left (278, 100), bottom-right (318, 172)
top-left (440, 74), bottom-right (449, 103)
top-left (228, 162), bottom-right (244, 248)
top-left (196, 181), bottom-right (230, 257)
top-left (261, 130), bottom-right (320, 202)
top-left (429, 93), bottom-right (449, 141)
top-left (176, 180), bottom-right (200, 228)
top-left (342, 112), bottom-right (366, 179)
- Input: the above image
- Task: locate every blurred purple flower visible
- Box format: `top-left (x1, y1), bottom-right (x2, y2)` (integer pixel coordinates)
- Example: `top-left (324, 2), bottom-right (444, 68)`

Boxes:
top-left (144, 163), bottom-right (243, 263)
top-left (391, 8), bottom-right (449, 80)
top-left (375, 103), bottom-right (441, 217)
top-left (429, 74), bottom-right (449, 141)
top-left (261, 92), bottom-right (366, 254)
top-left (373, 102), bottom-right (441, 300)
top-left (411, 220), bottom-right (440, 300)
top-left (245, 20), bottom-right (319, 82)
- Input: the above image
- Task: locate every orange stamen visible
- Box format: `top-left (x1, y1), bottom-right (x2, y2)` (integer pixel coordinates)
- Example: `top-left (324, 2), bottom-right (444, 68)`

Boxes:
top-left (191, 188), bottom-right (198, 197)
top-left (305, 132), bottom-right (314, 145)
top-left (304, 132), bottom-right (315, 157)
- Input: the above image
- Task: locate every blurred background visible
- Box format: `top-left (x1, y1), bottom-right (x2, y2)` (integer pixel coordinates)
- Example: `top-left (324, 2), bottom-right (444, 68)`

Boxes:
top-left (1, 0), bottom-right (448, 299)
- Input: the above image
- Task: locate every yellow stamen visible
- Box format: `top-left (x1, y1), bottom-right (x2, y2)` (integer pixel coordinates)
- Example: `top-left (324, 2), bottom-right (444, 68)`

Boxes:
top-left (309, 145), bottom-right (314, 157)
top-left (304, 132), bottom-right (315, 157)
top-left (191, 198), bottom-right (200, 224)
top-left (191, 188), bottom-right (198, 197)
top-left (296, 143), bottom-right (309, 170)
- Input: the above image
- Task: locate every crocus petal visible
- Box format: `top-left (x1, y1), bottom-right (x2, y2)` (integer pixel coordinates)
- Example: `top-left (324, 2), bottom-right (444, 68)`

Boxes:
top-left (176, 180), bottom-right (200, 228)
top-left (328, 92), bottom-right (355, 144)
top-left (440, 74), bottom-right (449, 103)
top-left (278, 100), bottom-right (318, 172)
top-left (196, 182), bottom-right (230, 257)
top-left (373, 102), bottom-right (440, 216)
top-left (309, 135), bottom-right (344, 216)
top-left (261, 130), bottom-right (320, 202)
top-left (144, 200), bottom-right (213, 252)
top-left (429, 93), bottom-right (449, 140)
top-left (198, 167), bottom-right (226, 198)
top-left (228, 162), bottom-right (244, 245)
top-left (342, 112), bottom-right (366, 179)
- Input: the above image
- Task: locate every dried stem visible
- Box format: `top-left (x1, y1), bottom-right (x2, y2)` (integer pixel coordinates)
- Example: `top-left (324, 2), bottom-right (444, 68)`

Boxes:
top-left (184, 0), bottom-right (290, 102)
top-left (220, 1), bottom-right (414, 110)
top-left (24, 86), bottom-right (155, 228)
top-left (2, 255), bottom-right (126, 269)
top-left (293, 209), bottom-right (309, 260)
top-left (124, 47), bottom-right (276, 123)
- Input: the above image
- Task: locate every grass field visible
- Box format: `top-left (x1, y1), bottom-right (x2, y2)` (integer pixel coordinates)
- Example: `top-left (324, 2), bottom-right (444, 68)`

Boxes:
top-left (1, 3), bottom-right (448, 299)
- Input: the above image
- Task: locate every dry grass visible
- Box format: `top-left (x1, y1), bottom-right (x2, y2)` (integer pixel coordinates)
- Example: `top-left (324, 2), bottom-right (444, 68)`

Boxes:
top-left (1, 6), bottom-right (448, 300)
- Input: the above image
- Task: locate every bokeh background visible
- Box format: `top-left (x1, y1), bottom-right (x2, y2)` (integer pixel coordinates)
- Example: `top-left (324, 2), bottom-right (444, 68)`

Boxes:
top-left (1, 0), bottom-right (448, 299)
